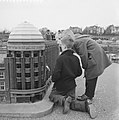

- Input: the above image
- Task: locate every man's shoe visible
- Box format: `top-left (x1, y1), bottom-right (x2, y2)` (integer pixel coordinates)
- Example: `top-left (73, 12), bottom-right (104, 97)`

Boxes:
top-left (77, 94), bottom-right (92, 101)
top-left (63, 96), bottom-right (72, 114)
top-left (86, 99), bottom-right (98, 119)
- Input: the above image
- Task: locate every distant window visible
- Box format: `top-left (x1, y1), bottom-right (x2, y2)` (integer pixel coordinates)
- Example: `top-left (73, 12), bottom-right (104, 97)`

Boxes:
top-left (0, 72), bottom-right (5, 79)
top-left (0, 81), bottom-right (5, 90)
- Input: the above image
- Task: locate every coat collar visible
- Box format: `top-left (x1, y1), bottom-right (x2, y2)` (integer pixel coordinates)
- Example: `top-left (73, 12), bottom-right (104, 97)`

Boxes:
top-left (61, 49), bottom-right (74, 55)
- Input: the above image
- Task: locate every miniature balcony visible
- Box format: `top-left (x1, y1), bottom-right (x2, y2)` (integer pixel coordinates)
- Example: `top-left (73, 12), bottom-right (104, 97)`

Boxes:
top-left (25, 68), bottom-right (31, 73)
top-left (25, 58), bottom-right (30, 63)
top-left (25, 77), bottom-right (31, 82)
top-left (15, 58), bottom-right (21, 63)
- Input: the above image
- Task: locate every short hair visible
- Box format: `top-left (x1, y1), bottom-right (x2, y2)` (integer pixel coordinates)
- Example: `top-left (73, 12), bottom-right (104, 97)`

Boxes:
top-left (61, 35), bottom-right (74, 48)
top-left (61, 29), bottom-right (75, 40)
top-left (61, 29), bottom-right (75, 48)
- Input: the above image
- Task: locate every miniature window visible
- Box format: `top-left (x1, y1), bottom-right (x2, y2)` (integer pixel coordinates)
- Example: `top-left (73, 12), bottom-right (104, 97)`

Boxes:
top-left (40, 56), bottom-right (44, 62)
top-left (16, 78), bottom-right (21, 82)
top-left (34, 81), bottom-right (39, 88)
top-left (0, 96), bottom-right (5, 102)
top-left (16, 73), bottom-right (21, 77)
top-left (24, 51), bottom-right (31, 57)
top-left (16, 64), bottom-right (21, 68)
top-left (25, 82), bottom-right (31, 89)
top-left (34, 63), bottom-right (38, 68)
top-left (25, 73), bottom-right (31, 77)
top-left (34, 72), bottom-right (38, 76)
top-left (34, 51), bottom-right (39, 57)
top-left (0, 81), bottom-right (5, 90)
top-left (17, 82), bottom-right (22, 90)
top-left (15, 51), bottom-right (21, 57)
top-left (41, 50), bottom-right (44, 56)
top-left (7, 51), bottom-right (12, 57)
top-left (25, 63), bottom-right (30, 68)
top-left (0, 72), bottom-right (5, 79)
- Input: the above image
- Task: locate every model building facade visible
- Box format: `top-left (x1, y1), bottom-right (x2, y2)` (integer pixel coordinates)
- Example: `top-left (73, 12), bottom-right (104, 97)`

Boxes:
top-left (0, 22), bottom-right (59, 103)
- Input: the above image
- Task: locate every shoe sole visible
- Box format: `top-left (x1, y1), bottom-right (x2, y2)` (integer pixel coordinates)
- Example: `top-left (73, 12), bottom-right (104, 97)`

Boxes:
top-left (63, 97), bottom-right (72, 114)
top-left (77, 95), bottom-right (90, 101)
top-left (87, 104), bottom-right (98, 119)
top-left (77, 98), bottom-right (87, 101)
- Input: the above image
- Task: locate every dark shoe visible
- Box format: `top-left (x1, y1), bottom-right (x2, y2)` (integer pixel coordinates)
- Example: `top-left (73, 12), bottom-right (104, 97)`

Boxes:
top-left (77, 94), bottom-right (92, 101)
top-left (86, 99), bottom-right (98, 119)
top-left (63, 96), bottom-right (72, 114)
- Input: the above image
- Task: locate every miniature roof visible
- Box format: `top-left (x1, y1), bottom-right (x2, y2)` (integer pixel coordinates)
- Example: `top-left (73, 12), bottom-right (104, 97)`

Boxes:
top-left (7, 22), bottom-right (45, 51)
top-left (8, 21), bottom-right (44, 43)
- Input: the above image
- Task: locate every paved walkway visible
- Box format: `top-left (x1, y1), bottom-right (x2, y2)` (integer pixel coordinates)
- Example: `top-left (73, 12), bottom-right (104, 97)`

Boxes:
top-left (0, 63), bottom-right (119, 120)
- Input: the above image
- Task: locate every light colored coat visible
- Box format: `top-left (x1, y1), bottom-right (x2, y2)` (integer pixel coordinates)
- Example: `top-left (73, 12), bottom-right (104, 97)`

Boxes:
top-left (73, 35), bottom-right (112, 80)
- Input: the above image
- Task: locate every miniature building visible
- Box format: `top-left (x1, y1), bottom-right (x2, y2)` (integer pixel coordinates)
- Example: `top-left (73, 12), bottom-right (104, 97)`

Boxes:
top-left (0, 22), bottom-right (59, 103)
top-left (0, 48), bottom-right (7, 103)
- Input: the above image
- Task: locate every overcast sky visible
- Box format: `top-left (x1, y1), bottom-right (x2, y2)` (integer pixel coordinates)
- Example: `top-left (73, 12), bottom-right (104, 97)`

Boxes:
top-left (0, 0), bottom-right (119, 31)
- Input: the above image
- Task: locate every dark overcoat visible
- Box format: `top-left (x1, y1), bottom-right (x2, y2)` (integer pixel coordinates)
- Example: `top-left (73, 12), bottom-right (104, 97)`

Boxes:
top-left (73, 35), bottom-right (112, 80)
top-left (52, 50), bottom-right (82, 93)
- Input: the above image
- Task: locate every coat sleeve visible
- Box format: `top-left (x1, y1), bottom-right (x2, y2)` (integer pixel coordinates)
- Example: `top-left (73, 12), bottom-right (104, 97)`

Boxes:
top-left (77, 61), bottom-right (82, 77)
top-left (73, 41), bottom-right (88, 69)
top-left (73, 53), bottom-right (82, 76)
top-left (52, 57), bottom-right (62, 82)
